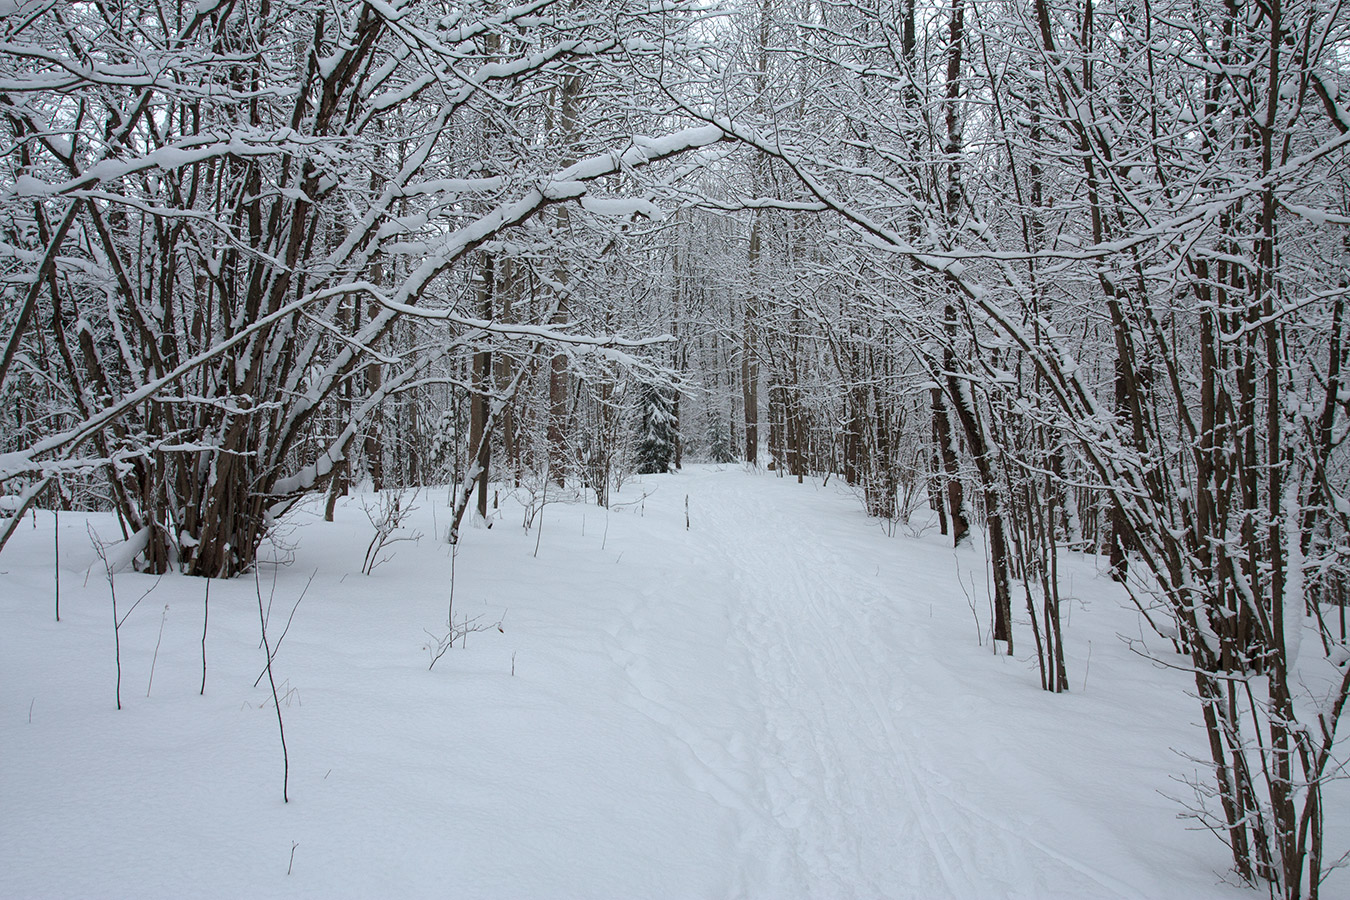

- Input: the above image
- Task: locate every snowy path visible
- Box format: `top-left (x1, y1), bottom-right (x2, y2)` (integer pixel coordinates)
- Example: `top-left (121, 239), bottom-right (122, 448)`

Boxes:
top-left (645, 470), bottom-right (1146, 900)
top-left (702, 474), bottom-right (965, 898)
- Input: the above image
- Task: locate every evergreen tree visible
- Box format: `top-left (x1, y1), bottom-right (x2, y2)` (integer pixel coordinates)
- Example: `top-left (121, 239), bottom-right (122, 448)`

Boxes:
top-left (634, 384), bottom-right (678, 474)
top-left (705, 414), bottom-right (735, 464)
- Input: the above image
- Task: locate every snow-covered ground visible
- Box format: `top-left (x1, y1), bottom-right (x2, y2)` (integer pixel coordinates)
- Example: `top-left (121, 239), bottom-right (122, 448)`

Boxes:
top-left (2, 466), bottom-right (1340, 898)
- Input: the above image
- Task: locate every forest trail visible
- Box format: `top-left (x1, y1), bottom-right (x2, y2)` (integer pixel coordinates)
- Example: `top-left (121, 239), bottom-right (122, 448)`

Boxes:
top-left (1, 465), bottom-right (1259, 899)
top-left (611, 467), bottom-right (1153, 900)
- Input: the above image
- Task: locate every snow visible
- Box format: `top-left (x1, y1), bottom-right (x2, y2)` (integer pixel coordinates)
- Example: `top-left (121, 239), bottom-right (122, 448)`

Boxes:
top-left (2, 466), bottom-right (1341, 898)
top-left (579, 196), bottom-right (664, 219)
top-left (94, 525), bottom-right (152, 575)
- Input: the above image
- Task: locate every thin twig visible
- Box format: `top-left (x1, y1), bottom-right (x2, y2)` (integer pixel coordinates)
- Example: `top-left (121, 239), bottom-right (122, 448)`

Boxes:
top-left (53, 508), bottom-right (59, 622)
top-left (200, 577), bottom-right (210, 695)
top-left (1082, 640), bottom-right (1092, 692)
top-left (534, 469), bottom-right (548, 558)
top-left (147, 604), bottom-right (168, 697)
top-left (256, 569), bottom-right (289, 803)
top-left (253, 570), bottom-right (315, 688)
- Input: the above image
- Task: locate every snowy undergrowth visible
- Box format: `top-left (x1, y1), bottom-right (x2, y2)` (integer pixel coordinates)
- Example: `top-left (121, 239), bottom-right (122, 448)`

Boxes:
top-left (2, 466), bottom-right (1343, 898)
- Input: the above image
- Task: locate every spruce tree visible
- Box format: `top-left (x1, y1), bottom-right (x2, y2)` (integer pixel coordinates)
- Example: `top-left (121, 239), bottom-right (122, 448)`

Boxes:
top-left (634, 384), bottom-right (677, 474)
top-left (705, 414), bottom-right (735, 464)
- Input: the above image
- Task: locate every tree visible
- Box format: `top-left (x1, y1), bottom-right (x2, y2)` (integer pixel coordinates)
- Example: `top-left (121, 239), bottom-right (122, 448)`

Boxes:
top-left (634, 382), bottom-right (677, 475)
top-left (0, 0), bottom-right (726, 573)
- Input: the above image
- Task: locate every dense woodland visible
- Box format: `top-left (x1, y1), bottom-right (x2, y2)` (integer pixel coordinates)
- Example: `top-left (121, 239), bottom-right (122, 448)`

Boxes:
top-left (3, 0), bottom-right (1350, 895)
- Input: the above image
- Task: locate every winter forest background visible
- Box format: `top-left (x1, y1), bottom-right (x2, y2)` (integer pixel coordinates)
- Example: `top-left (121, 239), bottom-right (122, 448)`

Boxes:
top-left (3, 0), bottom-right (1350, 897)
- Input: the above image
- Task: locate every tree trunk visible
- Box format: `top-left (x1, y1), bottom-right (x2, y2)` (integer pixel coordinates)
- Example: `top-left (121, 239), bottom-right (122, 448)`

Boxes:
top-left (742, 211), bottom-right (762, 466)
top-left (470, 252), bottom-right (495, 519)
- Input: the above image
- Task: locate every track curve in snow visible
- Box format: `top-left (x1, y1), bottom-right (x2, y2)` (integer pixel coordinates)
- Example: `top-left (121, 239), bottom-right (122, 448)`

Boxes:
top-left (631, 467), bottom-right (1183, 900)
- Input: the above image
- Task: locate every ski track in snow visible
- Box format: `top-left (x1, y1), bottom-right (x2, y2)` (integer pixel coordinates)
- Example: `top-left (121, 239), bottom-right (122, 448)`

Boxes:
top-left (620, 471), bottom-right (1143, 900)
top-left (712, 476), bottom-right (982, 899)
